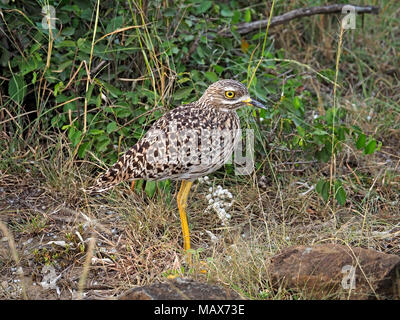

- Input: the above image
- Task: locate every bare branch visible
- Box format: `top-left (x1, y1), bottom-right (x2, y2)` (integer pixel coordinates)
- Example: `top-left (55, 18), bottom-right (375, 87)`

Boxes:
top-left (218, 4), bottom-right (380, 37)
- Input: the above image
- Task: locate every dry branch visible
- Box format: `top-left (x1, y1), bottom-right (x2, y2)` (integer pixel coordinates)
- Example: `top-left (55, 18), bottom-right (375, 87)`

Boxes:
top-left (219, 4), bottom-right (380, 36)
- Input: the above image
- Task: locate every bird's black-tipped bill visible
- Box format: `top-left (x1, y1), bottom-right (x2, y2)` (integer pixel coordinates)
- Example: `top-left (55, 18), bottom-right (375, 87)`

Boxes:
top-left (243, 98), bottom-right (267, 110)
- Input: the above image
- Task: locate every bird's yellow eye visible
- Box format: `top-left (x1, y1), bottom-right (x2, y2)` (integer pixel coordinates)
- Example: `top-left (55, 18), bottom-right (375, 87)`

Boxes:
top-left (225, 91), bottom-right (235, 99)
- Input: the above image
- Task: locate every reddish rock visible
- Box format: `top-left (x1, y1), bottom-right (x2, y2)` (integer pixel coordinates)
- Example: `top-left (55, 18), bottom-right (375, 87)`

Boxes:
top-left (268, 244), bottom-right (400, 299)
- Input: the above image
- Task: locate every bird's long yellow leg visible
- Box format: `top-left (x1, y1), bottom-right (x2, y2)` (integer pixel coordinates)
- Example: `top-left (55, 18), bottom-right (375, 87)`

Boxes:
top-left (177, 180), bottom-right (193, 262)
top-left (130, 180), bottom-right (135, 192)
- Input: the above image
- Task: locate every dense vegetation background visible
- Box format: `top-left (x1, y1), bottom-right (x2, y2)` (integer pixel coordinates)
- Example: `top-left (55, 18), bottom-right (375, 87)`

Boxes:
top-left (0, 0), bottom-right (399, 299)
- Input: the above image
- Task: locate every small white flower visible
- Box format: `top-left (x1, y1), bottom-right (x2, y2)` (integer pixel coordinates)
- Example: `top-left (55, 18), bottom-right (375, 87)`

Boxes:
top-left (213, 202), bottom-right (221, 209)
top-left (205, 184), bottom-right (234, 226)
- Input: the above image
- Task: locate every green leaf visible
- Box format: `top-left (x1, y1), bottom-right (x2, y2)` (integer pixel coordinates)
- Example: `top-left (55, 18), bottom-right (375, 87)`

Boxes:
top-left (184, 19), bottom-right (193, 27)
top-left (221, 8), bottom-right (233, 17)
top-left (61, 27), bottom-right (76, 36)
top-left (376, 141), bottom-right (382, 152)
top-left (106, 16), bottom-right (123, 34)
top-left (88, 129), bottom-right (104, 135)
top-left (174, 87), bottom-right (193, 101)
top-left (32, 72), bottom-right (37, 84)
top-left (316, 179), bottom-right (325, 194)
top-left (85, 82), bottom-right (95, 101)
top-left (78, 142), bottom-right (90, 158)
top-left (54, 82), bottom-right (64, 96)
top-left (244, 8), bottom-right (251, 22)
top-left (232, 10), bottom-right (241, 24)
top-left (204, 71), bottom-right (219, 82)
top-left (183, 34), bottom-right (194, 42)
top-left (135, 179), bottom-right (144, 191)
top-left (95, 136), bottom-right (111, 152)
top-left (115, 108), bottom-right (132, 118)
top-left (196, 1), bottom-right (212, 14)
top-left (364, 139), bottom-right (377, 155)
top-left (312, 129), bottom-right (329, 136)
top-left (55, 60), bottom-right (73, 73)
top-left (321, 180), bottom-right (330, 202)
top-left (334, 181), bottom-right (346, 206)
top-left (355, 133), bottom-right (366, 150)
top-left (316, 179), bottom-right (330, 202)
top-left (69, 128), bottom-right (82, 147)
top-left (101, 81), bottom-right (122, 98)
top-left (293, 96), bottom-right (301, 110)
top-left (106, 121), bottom-right (118, 133)
top-left (77, 38), bottom-right (91, 54)
top-left (337, 126), bottom-right (347, 141)
top-left (145, 181), bottom-right (156, 198)
top-left (325, 108), bottom-right (336, 125)
top-left (213, 64), bottom-right (224, 74)
top-left (297, 126), bottom-right (305, 138)
top-left (20, 56), bottom-right (39, 75)
top-left (55, 40), bottom-right (76, 48)
top-left (8, 75), bottom-right (27, 105)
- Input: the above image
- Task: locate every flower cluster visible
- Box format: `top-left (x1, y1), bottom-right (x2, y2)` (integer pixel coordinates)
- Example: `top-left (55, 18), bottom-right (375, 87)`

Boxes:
top-left (198, 176), bottom-right (233, 226)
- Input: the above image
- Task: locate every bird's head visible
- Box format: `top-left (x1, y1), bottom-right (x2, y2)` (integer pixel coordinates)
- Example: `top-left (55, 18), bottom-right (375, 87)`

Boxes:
top-left (199, 79), bottom-right (267, 112)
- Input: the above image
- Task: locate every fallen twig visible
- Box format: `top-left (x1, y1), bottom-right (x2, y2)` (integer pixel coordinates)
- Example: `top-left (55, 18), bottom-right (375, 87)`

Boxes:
top-left (219, 4), bottom-right (380, 36)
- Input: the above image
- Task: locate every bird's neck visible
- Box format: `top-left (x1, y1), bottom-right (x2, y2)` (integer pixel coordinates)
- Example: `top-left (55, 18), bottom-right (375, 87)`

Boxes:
top-left (196, 94), bottom-right (212, 109)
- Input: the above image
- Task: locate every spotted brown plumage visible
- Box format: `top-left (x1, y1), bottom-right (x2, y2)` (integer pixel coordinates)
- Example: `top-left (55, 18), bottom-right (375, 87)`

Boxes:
top-left (85, 79), bottom-right (267, 259)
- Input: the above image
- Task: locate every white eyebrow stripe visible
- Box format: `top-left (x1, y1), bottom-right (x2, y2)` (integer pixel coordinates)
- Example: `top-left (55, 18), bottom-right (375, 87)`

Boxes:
top-left (224, 87), bottom-right (237, 92)
top-left (222, 99), bottom-right (240, 104)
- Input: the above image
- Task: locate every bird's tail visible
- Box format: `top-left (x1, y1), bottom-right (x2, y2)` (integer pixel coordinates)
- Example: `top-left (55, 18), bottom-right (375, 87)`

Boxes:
top-left (83, 146), bottom-right (139, 194)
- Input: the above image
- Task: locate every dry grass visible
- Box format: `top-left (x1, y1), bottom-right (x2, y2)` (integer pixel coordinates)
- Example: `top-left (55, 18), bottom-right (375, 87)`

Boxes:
top-left (1, 125), bottom-right (399, 299)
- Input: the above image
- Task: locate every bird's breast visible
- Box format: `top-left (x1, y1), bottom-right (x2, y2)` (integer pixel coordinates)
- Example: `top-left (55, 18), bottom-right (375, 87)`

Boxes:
top-left (138, 106), bottom-right (242, 180)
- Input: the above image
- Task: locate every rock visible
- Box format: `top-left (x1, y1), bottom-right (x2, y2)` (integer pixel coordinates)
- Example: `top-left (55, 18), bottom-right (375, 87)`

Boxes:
top-left (118, 278), bottom-right (243, 300)
top-left (268, 244), bottom-right (400, 299)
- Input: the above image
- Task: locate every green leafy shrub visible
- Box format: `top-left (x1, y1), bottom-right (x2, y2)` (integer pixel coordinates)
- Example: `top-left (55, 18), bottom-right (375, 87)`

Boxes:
top-left (0, 0), bottom-right (379, 202)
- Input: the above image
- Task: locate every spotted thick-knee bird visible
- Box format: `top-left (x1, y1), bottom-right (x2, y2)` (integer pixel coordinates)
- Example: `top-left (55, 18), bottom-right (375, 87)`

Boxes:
top-left (85, 79), bottom-right (267, 258)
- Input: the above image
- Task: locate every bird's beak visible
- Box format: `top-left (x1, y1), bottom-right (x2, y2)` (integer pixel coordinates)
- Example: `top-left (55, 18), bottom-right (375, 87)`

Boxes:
top-left (242, 97), bottom-right (267, 110)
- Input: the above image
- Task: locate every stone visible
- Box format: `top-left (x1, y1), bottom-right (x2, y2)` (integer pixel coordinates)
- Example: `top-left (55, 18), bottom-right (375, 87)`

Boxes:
top-left (268, 244), bottom-right (400, 299)
top-left (118, 277), bottom-right (243, 300)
